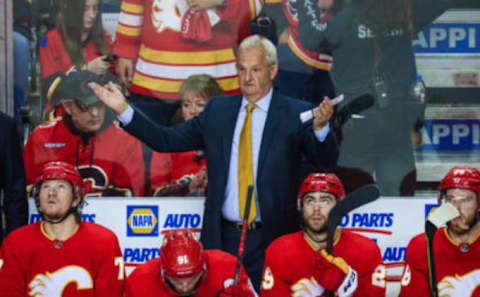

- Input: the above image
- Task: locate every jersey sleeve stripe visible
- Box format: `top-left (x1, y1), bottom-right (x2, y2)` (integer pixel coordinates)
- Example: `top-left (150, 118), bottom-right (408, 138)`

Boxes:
top-left (121, 2), bottom-right (144, 14)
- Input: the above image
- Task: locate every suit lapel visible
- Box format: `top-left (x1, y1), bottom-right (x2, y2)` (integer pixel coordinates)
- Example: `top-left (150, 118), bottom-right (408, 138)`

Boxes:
top-left (222, 95), bottom-right (242, 175)
top-left (258, 92), bottom-right (285, 178)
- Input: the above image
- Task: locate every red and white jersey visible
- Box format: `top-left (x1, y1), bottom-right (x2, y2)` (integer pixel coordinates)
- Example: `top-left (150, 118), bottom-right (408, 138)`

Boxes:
top-left (150, 150), bottom-right (206, 196)
top-left (282, 0), bottom-right (333, 71)
top-left (399, 227), bottom-right (480, 297)
top-left (24, 118), bottom-right (145, 196)
top-left (39, 29), bottom-right (114, 120)
top-left (114, 0), bottom-right (263, 100)
top-left (126, 249), bottom-right (255, 297)
top-left (0, 222), bottom-right (125, 297)
top-left (260, 230), bottom-right (386, 297)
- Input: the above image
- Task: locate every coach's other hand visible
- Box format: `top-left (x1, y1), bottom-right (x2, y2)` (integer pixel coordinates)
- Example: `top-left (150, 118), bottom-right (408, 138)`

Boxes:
top-left (89, 82), bottom-right (128, 115)
top-left (314, 96), bottom-right (334, 130)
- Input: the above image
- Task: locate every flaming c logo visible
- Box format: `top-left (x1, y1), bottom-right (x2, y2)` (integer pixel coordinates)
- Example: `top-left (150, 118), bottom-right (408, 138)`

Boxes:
top-left (28, 266), bottom-right (93, 297)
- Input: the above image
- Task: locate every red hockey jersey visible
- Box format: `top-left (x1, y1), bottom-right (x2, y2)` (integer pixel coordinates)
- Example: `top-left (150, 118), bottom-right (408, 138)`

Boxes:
top-left (0, 222), bottom-right (125, 297)
top-left (24, 118), bottom-right (145, 196)
top-left (260, 230), bottom-right (386, 297)
top-left (399, 227), bottom-right (480, 297)
top-left (126, 249), bottom-right (255, 297)
top-left (114, 0), bottom-right (263, 100)
top-left (282, 0), bottom-right (333, 71)
top-left (39, 29), bottom-right (114, 120)
top-left (150, 150), bottom-right (206, 196)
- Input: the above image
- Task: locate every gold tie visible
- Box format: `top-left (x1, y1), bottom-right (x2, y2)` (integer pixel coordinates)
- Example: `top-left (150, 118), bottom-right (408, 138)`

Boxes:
top-left (238, 104), bottom-right (258, 223)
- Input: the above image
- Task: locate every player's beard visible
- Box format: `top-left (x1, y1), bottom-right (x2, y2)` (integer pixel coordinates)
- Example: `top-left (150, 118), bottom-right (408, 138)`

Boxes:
top-left (303, 213), bottom-right (328, 234)
top-left (447, 209), bottom-right (479, 235)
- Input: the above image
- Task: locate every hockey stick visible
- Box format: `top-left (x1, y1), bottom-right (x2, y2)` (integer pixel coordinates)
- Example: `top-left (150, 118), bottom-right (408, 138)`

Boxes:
top-left (425, 203), bottom-right (459, 297)
top-left (326, 184), bottom-right (380, 254)
top-left (325, 184), bottom-right (380, 297)
top-left (234, 185), bottom-right (255, 284)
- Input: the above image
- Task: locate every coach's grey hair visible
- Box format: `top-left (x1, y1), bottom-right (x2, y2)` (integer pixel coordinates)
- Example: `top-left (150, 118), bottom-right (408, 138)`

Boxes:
top-left (238, 35), bottom-right (278, 66)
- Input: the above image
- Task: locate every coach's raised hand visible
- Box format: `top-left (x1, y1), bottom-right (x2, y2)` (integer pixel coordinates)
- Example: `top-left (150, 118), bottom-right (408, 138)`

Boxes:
top-left (89, 81), bottom-right (128, 115)
top-left (313, 96), bottom-right (334, 130)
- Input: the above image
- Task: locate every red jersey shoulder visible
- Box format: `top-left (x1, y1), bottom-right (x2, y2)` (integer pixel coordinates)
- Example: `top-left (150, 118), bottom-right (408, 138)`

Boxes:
top-left (28, 118), bottom-right (63, 139)
top-left (405, 232), bottom-right (427, 258)
top-left (129, 257), bottom-right (162, 280)
top-left (1, 222), bottom-right (42, 250)
top-left (339, 229), bottom-right (382, 254)
top-left (266, 231), bottom-right (303, 257)
top-left (42, 29), bottom-right (62, 48)
top-left (337, 230), bottom-right (383, 269)
top-left (78, 221), bottom-right (119, 244)
top-left (205, 249), bottom-right (237, 267)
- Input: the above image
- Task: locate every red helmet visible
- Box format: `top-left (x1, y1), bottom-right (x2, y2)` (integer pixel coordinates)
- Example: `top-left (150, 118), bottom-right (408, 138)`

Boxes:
top-left (298, 173), bottom-right (345, 209)
top-left (439, 166), bottom-right (480, 203)
top-left (161, 229), bottom-right (205, 278)
top-left (34, 161), bottom-right (84, 199)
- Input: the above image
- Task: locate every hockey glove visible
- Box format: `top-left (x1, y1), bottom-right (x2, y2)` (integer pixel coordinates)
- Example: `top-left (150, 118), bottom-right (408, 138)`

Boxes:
top-left (315, 250), bottom-right (358, 297)
top-left (218, 281), bottom-right (255, 297)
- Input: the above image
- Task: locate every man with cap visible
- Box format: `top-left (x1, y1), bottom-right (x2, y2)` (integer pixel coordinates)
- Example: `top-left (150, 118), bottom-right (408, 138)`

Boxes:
top-left (0, 161), bottom-right (125, 296)
top-left (126, 229), bottom-right (257, 297)
top-left (24, 70), bottom-right (145, 197)
top-left (399, 166), bottom-right (480, 297)
top-left (260, 173), bottom-right (385, 297)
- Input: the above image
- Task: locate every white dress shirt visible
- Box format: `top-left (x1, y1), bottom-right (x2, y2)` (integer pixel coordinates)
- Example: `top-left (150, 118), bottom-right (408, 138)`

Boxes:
top-left (118, 90), bottom-right (330, 223)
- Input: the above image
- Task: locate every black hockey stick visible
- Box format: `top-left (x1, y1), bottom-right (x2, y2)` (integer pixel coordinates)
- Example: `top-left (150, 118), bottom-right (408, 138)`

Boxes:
top-left (326, 184), bottom-right (380, 253)
top-left (425, 203), bottom-right (459, 297)
top-left (325, 184), bottom-right (380, 297)
top-left (234, 185), bottom-right (254, 284)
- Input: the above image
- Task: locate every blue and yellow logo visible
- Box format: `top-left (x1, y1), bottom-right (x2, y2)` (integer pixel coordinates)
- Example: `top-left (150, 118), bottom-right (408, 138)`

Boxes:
top-left (127, 206), bottom-right (159, 237)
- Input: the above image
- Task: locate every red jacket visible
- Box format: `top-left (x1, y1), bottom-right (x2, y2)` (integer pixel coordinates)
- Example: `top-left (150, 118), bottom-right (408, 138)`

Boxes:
top-left (24, 117), bottom-right (145, 196)
top-left (150, 150), bottom-right (206, 196)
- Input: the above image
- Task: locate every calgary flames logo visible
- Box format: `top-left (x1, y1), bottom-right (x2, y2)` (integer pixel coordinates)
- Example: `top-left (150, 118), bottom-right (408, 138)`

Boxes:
top-left (152, 0), bottom-right (189, 32)
top-left (28, 266), bottom-right (93, 297)
top-left (291, 277), bottom-right (325, 297)
top-left (438, 270), bottom-right (480, 297)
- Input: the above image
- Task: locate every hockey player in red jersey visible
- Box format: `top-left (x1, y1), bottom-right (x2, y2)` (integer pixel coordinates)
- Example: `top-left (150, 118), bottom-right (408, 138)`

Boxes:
top-left (399, 166), bottom-right (480, 297)
top-left (0, 161), bottom-right (125, 297)
top-left (126, 229), bottom-right (257, 297)
top-left (260, 173), bottom-right (386, 297)
top-left (24, 70), bottom-right (145, 197)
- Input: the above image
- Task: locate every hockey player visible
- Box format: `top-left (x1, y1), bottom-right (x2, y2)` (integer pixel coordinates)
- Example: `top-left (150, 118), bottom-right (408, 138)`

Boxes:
top-left (126, 229), bottom-right (257, 297)
top-left (260, 173), bottom-right (386, 297)
top-left (24, 70), bottom-right (145, 197)
top-left (0, 161), bottom-right (125, 297)
top-left (399, 166), bottom-right (480, 297)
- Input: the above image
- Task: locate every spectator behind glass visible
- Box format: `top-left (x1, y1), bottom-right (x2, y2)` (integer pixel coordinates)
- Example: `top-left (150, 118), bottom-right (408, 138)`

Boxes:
top-left (40, 0), bottom-right (115, 121)
top-left (24, 71), bottom-right (145, 197)
top-left (296, 0), bottom-right (474, 196)
top-left (262, 0), bottom-right (337, 105)
top-left (150, 74), bottom-right (223, 197)
top-left (0, 112), bottom-right (28, 246)
top-left (13, 0), bottom-right (32, 133)
top-left (113, 0), bottom-right (263, 126)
